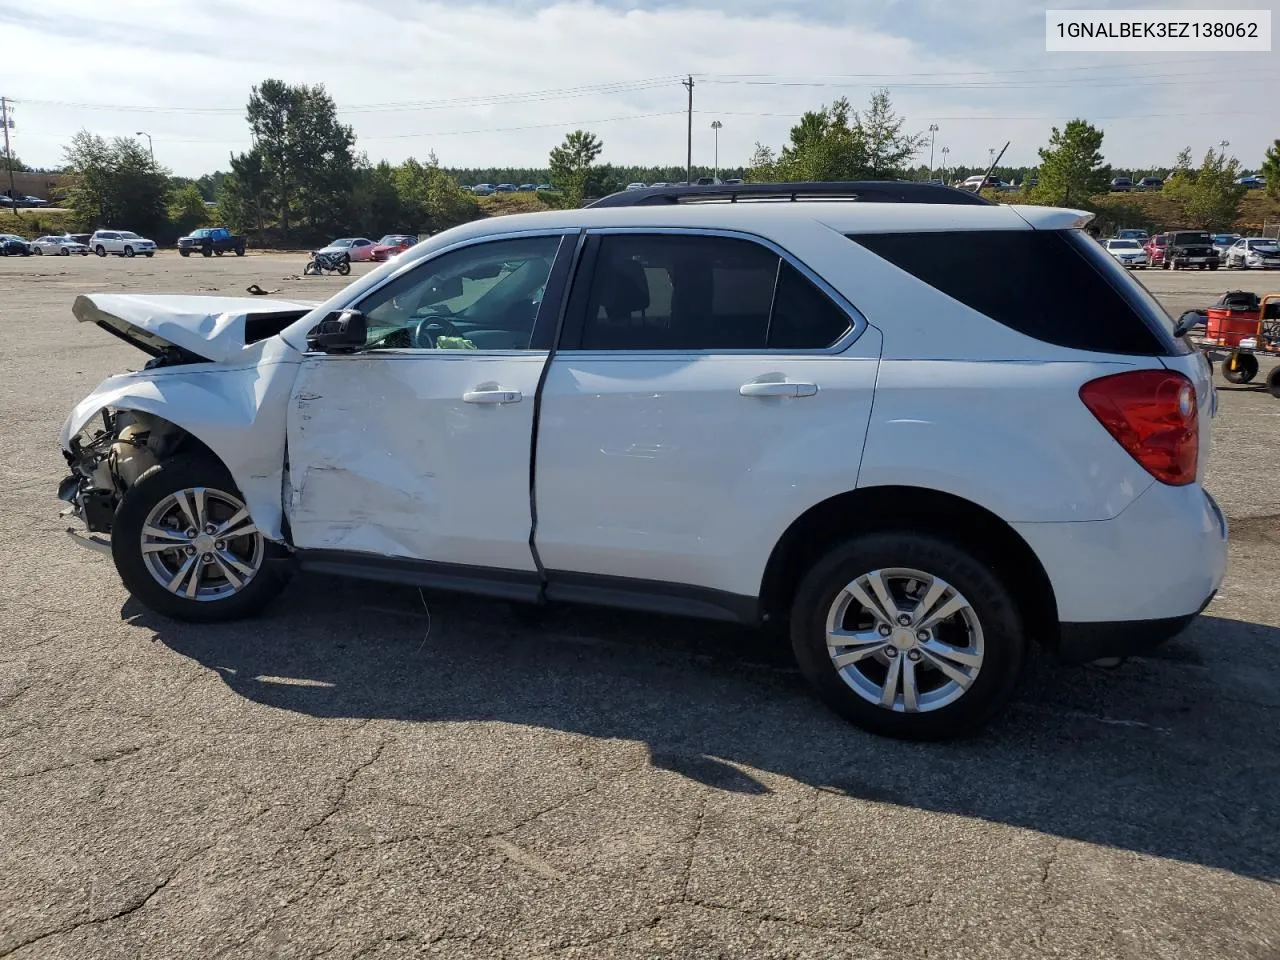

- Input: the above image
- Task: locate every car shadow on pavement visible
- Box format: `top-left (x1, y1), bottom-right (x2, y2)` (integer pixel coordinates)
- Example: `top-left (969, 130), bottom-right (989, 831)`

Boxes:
top-left (129, 574), bottom-right (1280, 882)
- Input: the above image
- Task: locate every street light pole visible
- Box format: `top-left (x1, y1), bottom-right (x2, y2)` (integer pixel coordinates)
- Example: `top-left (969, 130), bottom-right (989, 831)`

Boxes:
top-left (927, 124), bottom-right (938, 181)
top-left (1218, 138), bottom-right (1230, 160)
top-left (940, 146), bottom-right (950, 185)
top-left (711, 120), bottom-right (722, 181)
top-left (136, 131), bottom-right (154, 166)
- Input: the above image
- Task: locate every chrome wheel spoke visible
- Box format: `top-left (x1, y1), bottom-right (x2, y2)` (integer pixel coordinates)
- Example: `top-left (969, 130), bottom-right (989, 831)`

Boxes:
top-left (165, 555), bottom-right (197, 595)
top-left (174, 490), bottom-right (200, 531)
top-left (143, 525), bottom-right (188, 543)
top-left (910, 576), bottom-right (948, 625)
top-left (212, 553), bottom-right (243, 589)
top-left (192, 487), bottom-right (208, 530)
top-left (901, 657), bottom-right (920, 712)
top-left (216, 549), bottom-right (255, 578)
top-left (142, 486), bottom-right (263, 602)
top-left (185, 561), bottom-right (202, 598)
top-left (917, 593), bottom-right (967, 633)
top-left (215, 507), bottom-right (252, 537)
top-left (880, 654), bottom-right (903, 707)
top-left (865, 571), bottom-right (901, 623)
top-left (142, 541), bottom-right (183, 555)
top-left (920, 648), bottom-right (974, 688)
top-left (921, 639), bottom-right (982, 669)
top-left (828, 628), bottom-right (889, 669)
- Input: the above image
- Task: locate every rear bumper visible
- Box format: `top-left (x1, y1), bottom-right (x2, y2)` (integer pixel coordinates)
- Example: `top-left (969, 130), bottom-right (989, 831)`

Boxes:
top-left (1057, 593), bottom-right (1215, 664)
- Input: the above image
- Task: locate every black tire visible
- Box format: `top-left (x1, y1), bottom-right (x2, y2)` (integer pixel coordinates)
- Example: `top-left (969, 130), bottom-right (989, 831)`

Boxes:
top-left (1223, 352), bottom-right (1259, 384)
top-left (304, 261), bottom-right (319, 276)
top-left (95, 245), bottom-right (106, 257)
top-left (202, 246), bottom-right (213, 258)
top-left (337, 260), bottom-right (351, 276)
top-left (81, 250), bottom-right (89, 256)
top-left (790, 532), bottom-right (1026, 740)
top-left (124, 245), bottom-right (135, 258)
top-left (144, 252), bottom-right (154, 258)
top-left (59, 247), bottom-right (69, 256)
top-left (234, 246), bottom-right (245, 257)
top-left (111, 455), bottom-right (288, 623)
top-left (1267, 366), bottom-right (1280, 400)
top-left (33, 247), bottom-right (42, 255)
top-left (179, 249), bottom-right (190, 258)
top-left (214, 249), bottom-right (224, 257)
top-left (1209, 264), bottom-right (1219, 271)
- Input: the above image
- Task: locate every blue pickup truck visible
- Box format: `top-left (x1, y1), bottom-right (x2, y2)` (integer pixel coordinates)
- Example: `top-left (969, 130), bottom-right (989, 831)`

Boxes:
top-left (177, 226), bottom-right (246, 258)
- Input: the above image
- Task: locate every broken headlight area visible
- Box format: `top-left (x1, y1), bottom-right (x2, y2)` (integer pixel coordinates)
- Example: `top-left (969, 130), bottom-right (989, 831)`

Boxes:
top-left (61, 410), bottom-right (188, 536)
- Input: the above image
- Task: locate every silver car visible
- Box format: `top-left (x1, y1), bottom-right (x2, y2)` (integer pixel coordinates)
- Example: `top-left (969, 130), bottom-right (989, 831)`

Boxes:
top-left (1212, 233), bottom-right (1241, 262)
top-left (1224, 237), bottom-right (1280, 269)
top-left (1103, 238), bottom-right (1149, 269)
top-left (31, 235), bottom-right (90, 256)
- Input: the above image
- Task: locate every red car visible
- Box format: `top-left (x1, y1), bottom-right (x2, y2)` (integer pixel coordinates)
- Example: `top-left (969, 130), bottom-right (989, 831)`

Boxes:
top-left (1144, 233), bottom-right (1168, 267)
top-left (371, 234), bottom-right (418, 261)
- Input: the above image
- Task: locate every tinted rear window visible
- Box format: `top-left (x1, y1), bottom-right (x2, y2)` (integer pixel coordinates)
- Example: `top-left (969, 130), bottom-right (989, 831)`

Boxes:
top-left (849, 229), bottom-right (1177, 356)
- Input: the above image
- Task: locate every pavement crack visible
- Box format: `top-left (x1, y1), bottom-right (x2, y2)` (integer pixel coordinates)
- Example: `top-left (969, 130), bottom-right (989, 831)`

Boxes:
top-left (301, 736), bottom-right (391, 835)
top-left (675, 899), bottom-right (866, 936)
top-left (676, 794), bottom-right (709, 904)
top-left (0, 741), bottom-right (156, 782)
top-left (0, 876), bottom-right (170, 958)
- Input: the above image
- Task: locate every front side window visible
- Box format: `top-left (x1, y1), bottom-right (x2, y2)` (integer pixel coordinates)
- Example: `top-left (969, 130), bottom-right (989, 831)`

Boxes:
top-left (572, 234), bottom-right (851, 351)
top-left (354, 235), bottom-right (562, 351)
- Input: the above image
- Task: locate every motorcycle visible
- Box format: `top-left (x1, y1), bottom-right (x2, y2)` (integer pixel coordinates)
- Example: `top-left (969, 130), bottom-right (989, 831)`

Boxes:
top-left (304, 249), bottom-right (351, 276)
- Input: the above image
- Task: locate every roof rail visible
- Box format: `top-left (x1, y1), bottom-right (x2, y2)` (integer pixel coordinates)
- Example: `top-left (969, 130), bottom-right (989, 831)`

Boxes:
top-left (586, 180), bottom-right (994, 209)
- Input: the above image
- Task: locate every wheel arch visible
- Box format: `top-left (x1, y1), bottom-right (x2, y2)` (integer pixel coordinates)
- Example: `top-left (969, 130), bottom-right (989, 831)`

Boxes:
top-left (759, 485), bottom-right (1059, 646)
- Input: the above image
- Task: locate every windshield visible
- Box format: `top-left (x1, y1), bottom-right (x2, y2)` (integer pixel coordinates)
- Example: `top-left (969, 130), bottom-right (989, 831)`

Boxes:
top-left (1110, 240), bottom-right (1141, 249)
top-left (1213, 235), bottom-right (1238, 244)
top-left (119, 232), bottom-right (140, 239)
top-left (331, 239), bottom-right (352, 247)
top-left (1250, 240), bottom-right (1279, 249)
top-left (1173, 232), bottom-right (1211, 245)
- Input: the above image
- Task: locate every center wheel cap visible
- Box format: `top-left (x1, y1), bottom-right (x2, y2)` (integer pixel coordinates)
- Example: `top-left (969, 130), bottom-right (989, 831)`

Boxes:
top-left (891, 628), bottom-right (918, 651)
top-left (192, 534), bottom-right (216, 554)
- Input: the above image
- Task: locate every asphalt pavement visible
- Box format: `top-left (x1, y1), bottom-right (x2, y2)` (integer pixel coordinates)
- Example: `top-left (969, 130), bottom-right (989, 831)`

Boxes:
top-left (1, 253), bottom-right (1277, 959)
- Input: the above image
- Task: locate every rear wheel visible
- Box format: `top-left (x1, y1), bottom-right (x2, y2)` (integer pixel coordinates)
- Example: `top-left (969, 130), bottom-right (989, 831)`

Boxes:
top-left (790, 532), bottom-right (1025, 740)
top-left (1267, 366), bottom-right (1280, 399)
top-left (59, 247), bottom-right (69, 256)
top-left (1223, 352), bottom-right (1259, 384)
top-left (338, 260), bottom-right (351, 276)
top-left (234, 246), bottom-right (245, 257)
top-left (202, 246), bottom-right (213, 258)
top-left (33, 247), bottom-right (42, 255)
top-left (214, 249), bottom-right (224, 257)
top-left (111, 456), bottom-right (287, 622)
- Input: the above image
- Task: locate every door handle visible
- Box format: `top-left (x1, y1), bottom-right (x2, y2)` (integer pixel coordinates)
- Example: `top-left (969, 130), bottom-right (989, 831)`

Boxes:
top-left (739, 381), bottom-right (818, 398)
top-left (462, 388), bottom-right (523, 404)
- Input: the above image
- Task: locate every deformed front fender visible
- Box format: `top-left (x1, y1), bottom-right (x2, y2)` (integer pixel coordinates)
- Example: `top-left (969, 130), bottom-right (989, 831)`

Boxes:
top-left (60, 339), bottom-right (303, 542)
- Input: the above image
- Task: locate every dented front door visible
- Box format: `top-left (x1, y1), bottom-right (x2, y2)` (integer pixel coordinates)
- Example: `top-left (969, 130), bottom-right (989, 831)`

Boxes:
top-left (283, 233), bottom-right (567, 568)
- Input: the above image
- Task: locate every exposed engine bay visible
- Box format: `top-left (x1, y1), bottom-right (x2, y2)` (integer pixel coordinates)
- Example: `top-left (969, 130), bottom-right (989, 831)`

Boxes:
top-left (60, 410), bottom-right (191, 538)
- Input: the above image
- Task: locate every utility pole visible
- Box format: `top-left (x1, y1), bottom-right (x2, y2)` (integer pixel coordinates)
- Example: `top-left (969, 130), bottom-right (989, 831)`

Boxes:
top-left (136, 131), bottom-right (154, 165)
top-left (1, 97), bottom-right (15, 204)
top-left (711, 120), bottom-right (722, 181)
top-left (927, 124), bottom-right (939, 181)
top-left (682, 75), bottom-right (694, 185)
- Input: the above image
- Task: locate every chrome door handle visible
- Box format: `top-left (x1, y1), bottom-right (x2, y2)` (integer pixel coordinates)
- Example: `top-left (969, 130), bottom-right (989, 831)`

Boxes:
top-left (739, 381), bottom-right (818, 398)
top-left (462, 388), bottom-right (522, 404)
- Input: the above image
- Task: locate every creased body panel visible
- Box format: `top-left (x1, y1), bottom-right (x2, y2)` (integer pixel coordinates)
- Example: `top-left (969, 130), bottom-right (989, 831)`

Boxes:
top-left (59, 338), bottom-right (303, 541)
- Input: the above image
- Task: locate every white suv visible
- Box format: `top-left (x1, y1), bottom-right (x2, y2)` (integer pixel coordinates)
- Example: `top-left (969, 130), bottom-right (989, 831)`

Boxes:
top-left (90, 230), bottom-right (157, 258)
top-left (57, 183), bottom-right (1227, 739)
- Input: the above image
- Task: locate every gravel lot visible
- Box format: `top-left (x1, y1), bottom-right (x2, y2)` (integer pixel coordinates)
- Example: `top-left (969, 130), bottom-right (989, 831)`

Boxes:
top-left (1, 252), bottom-right (1278, 959)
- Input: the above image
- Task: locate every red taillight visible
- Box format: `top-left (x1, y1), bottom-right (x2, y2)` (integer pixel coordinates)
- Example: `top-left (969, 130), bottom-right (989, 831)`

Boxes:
top-left (1079, 370), bottom-right (1198, 485)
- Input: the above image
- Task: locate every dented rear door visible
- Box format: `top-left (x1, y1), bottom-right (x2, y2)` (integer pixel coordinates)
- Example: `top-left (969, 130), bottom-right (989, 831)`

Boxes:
top-left (283, 232), bottom-right (570, 568)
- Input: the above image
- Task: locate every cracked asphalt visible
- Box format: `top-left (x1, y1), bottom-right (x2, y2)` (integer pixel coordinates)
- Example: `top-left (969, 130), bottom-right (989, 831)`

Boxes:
top-left (1, 252), bottom-right (1278, 959)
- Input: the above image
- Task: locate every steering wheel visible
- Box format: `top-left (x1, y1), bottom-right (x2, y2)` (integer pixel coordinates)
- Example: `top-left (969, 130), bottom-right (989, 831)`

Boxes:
top-left (411, 314), bottom-right (464, 349)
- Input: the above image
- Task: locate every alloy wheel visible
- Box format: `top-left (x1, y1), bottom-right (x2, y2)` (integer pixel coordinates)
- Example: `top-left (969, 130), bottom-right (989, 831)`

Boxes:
top-left (140, 487), bottom-right (263, 602)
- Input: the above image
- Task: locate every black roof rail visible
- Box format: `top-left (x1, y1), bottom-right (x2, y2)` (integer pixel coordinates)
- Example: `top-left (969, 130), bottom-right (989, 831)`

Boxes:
top-left (586, 180), bottom-right (994, 209)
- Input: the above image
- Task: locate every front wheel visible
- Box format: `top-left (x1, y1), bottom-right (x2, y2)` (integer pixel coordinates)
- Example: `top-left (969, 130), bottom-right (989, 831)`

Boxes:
top-left (790, 532), bottom-right (1025, 740)
top-left (59, 247), bottom-right (69, 256)
top-left (179, 249), bottom-right (190, 258)
top-left (111, 456), bottom-right (287, 622)
top-left (234, 246), bottom-right (245, 257)
top-left (214, 249), bottom-right (224, 257)
top-left (337, 260), bottom-right (351, 276)
top-left (303, 261), bottom-right (319, 276)
top-left (124, 246), bottom-right (135, 258)
top-left (33, 247), bottom-right (42, 255)
top-left (95, 245), bottom-right (106, 257)
top-left (202, 247), bottom-right (213, 258)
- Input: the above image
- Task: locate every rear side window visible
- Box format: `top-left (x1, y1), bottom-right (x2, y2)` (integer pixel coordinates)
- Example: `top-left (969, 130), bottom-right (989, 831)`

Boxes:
top-left (567, 234), bottom-right (852, 351)
top-left (849, 229), bottom-right (1177, 355)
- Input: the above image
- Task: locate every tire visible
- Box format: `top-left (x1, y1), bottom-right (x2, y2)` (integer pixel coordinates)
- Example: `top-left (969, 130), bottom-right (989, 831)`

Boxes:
top-left (111, 455), bottom-right (287, 623)
top-left (124, 246), bottom-right (135, 258)
top-left (790, 532), bottom-right (1025, 740)
top-left (33, 247), bottom-right (42, 255)
top-left (95, 245), bottom-right (106, 257)
top-left (1210, 264), bottom-right (1218, 271)
top-left (214, 249), bottom-right (224, 257)
top-left (234, 246), bottom-right (245, 257)
top-left (179, 249), bottom-right (190, 257)
top-left (1267, 366), bottom-right (1280, 399)
top-left (202, 246), bottom-right (213, 258)
top-left (144, 252), bottom-right (154, 258)
top-left (338, 260), bottom-right (351, 276)
top-left (1223, 352), bottom-right (1259, 384)
top-left (59, 247), bottom-right (69, 256)
top-left (303, 261), bottom-right (319, 276)
top-left (81, 250), bottom-right (89, 256)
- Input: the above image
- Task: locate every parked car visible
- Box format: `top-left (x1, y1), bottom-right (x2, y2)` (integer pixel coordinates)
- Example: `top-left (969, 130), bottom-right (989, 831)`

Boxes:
top-left (56, 182), bottom-right (1225, 741)
top-left (625, 182), bottom-right (647, 191)
top-left (30, 235), bottom-right (89, 256)
top-left (371, 234), bottom-right (418, 261)
top-left (1116, 228), bottom-right (1148, 242)
top-left (494, 184), bottom-right (517, 193)
top-left (536, 183), bottom-right (554, 191)
top-left (1211, 233), bottom-right (1241, 261)
top-left (518, 184), bottom-right (538, 192)
top-left (1235, 175), bottom-right (1266, 190)
top-left (694, 177), bottom-right (722, 186)
top-left (1163, 230), bottom-right (1218, 270)
top-left (1110, 177), bottom-right (1133, 192)
top-left (65, 233), bottom-right (92, 247)
top-left (1223, 237), bottom-right (1280, 269)
top-left (316, 238), bottom-right (376, 262)
top-left (958, 175), bottom-right (1008, 192)
top-left (90, 230), bottom-right (157, 258)
top-left (1103, 238), bottom-right (1148, 268)
top-left (177, 227), bottom-right (246, 258)
top-left (724, 178), bottom-right (746, 185)
top-left (1135, 177), bottom-right (1164, 191)
top-left (0, 233), bottom-right (31, 255)
top-left (472, 184), bottom-right (495, 196)
top-left (23, 195), bottom-right (49, 207)
top-left (1143, 233), bottom-right (1168, 267)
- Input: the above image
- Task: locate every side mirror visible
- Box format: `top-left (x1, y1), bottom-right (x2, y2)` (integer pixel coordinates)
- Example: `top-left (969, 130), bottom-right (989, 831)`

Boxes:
top-left (1174, 310), bottom-right (1204, 338)
top-left (306, 309), bottom-right (367, 353)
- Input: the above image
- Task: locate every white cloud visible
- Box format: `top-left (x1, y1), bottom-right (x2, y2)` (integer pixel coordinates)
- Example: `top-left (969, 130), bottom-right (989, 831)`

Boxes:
top-left (3, 0), bottom-right (1276, 176)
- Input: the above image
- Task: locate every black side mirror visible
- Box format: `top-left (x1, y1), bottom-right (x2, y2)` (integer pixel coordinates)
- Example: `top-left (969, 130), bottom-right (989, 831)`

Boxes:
top-left (306, 309), bottom-right (367, 353)
top-left (1174, 310), bottom-right (1204, 338)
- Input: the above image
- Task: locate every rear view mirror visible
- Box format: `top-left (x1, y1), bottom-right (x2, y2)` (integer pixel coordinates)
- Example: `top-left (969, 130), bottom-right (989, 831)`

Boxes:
top-left (306, 309), bottom-right (367, 353)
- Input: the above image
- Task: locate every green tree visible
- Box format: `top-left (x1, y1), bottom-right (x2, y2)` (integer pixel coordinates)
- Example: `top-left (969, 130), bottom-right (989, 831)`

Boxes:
top-left (4, 154), bottom-right (29, 174)
top-left (548, 130), bottom-right (604, 205)
top-left (860, 89), bottom-right (926, 177)
top-left (760, 90), bottom-right (921, 182)
top-left (746, 143), bottom-right (778, 181)
top-left (1171, 148), bottom-right (1245, 230)
top-left (1029, 119), bottom-right (1111, 207)
top-left (62, 130), bottom-right (169, 235)
top-left (167, 183), bottom-right (208, 235)
top-left (347, 159), bottom-right (403, 236)
top-left (394, 153), bottom-right (480, 232)
top-left (1261, 139), bottom-right (1280, 200)
top-left (218, 148), bottom-right (271, 239)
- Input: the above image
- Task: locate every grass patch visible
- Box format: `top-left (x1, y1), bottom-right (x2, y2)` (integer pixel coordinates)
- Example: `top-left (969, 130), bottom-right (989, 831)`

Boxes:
top-left (475, 192), bottom-right (555, 216)
top-left (0, 208), bottom-right (79, 237)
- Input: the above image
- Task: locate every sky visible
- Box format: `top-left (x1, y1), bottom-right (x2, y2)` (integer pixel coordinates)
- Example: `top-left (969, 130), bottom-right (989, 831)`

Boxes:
top-left (1, 0), bottom-right (1276, 177)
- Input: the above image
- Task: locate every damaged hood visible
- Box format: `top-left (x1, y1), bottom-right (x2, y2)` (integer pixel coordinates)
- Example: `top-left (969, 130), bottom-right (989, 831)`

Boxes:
top-left (73, 293), bottom-right (319, 364)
